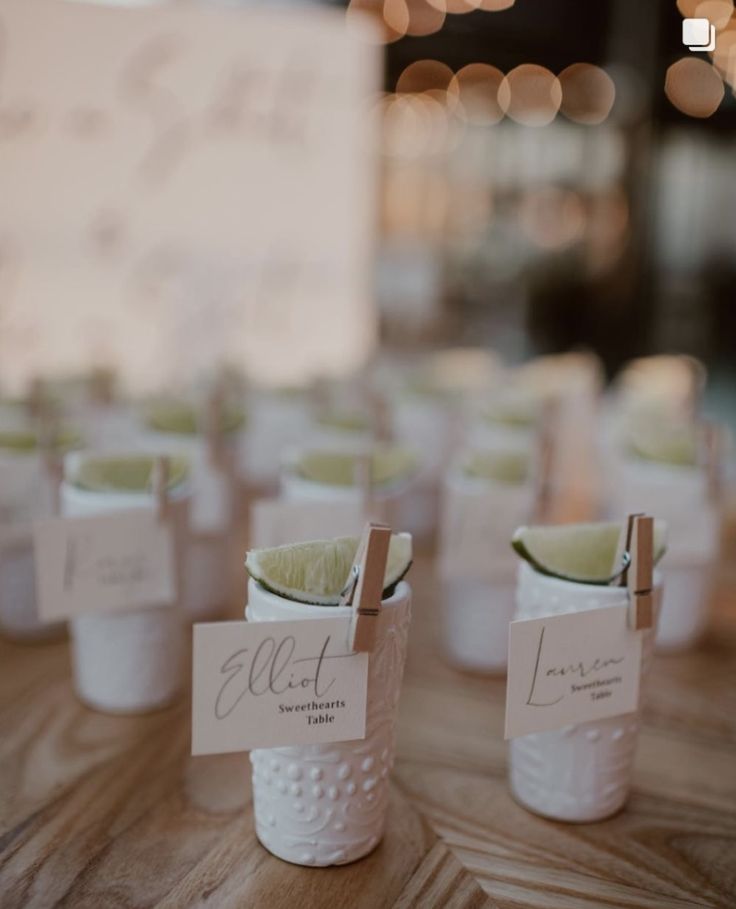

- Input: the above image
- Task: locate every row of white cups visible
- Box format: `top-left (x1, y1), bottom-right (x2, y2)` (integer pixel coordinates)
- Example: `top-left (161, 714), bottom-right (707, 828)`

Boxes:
top-left (0, 350), bottom-right (730, 867)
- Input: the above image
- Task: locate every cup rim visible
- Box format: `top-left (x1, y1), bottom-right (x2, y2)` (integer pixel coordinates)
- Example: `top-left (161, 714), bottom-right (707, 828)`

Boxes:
top-left (247, 577), bottom-right (410, 617)
top-left (519, 559), bottom-right (663, 595)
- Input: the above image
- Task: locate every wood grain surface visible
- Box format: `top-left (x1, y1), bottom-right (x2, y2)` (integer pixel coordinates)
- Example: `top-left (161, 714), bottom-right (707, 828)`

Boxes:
top-left (1, 512), bottom-right (735, 908)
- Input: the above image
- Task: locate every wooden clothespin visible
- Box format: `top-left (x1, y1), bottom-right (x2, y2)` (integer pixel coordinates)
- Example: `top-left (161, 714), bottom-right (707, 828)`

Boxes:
top-left (354, 452), bottom-right (373, 522)
top-left (203, 386), bottom-right (228, 472)
top-left (534, 397), bottom-right (558, 522)
top-left (614, 513), bottom-right (653, 631)
top-left (341, 522), bottom-right (391, 653)
top-left (44, 453), bottom-right (64, 518)
top-left (701, 421), bottom-right (723, 505)
top-left (151, 456), bottom-right (170, 522)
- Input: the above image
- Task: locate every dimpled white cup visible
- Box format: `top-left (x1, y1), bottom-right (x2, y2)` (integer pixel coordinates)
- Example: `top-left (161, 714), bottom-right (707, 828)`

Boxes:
top-left (246, 578), bottom-right (412, 866)
top-left (509, 561), bottom-right (661, 823)
top-left (439, 469), bottom-right (534, 673)
top-left (280, 457), bottom-right (422, 539)
top-left (608, 457), bottom-right (718, 652)
top-left (61, 463), bottom-right (188, 714)
top-left (0, 450), bottom-right (65, 642)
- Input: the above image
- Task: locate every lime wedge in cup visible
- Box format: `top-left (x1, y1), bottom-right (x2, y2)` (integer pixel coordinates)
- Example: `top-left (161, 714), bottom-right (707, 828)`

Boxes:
top-left (72, 454), bottom-right (189, 493)
top-left (296, 447), bottom-right (418, 489)
top-left (245, 533), bottom-right (413, 606)
top-left (511, 521), bottom-right (667, 585)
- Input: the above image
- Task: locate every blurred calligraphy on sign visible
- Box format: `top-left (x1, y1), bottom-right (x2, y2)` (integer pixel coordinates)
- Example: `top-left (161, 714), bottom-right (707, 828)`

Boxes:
top-left (0, 0), bottom-right (379, 392)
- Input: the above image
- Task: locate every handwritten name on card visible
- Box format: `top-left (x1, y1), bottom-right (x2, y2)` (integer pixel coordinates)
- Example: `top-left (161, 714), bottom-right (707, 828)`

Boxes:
top-left (0, 0), bottom-right (379, 393)
top-left (192, 618), bottom-right (369, 755)
top-left (34, 511), bottom-right (176, 621)
top-left (504, 605), bottom-right (642, 739)
top-left (250, 499), bottom-right (364, 548)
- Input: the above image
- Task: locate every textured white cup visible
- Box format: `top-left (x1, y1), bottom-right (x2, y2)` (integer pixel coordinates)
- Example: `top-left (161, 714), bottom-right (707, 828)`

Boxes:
top-left (280, 457), bottom-right (421, 539)
top-left (508, 561), bottom-right (661, 823)
top-left (241, 392), bottom-right (312, 489)
top-left (439, 469), bottom-right (534, 673)
top-left (607, 457), bottom-right (718, 651)
top-left (246, 578), bottom-right (412, 866)
top-left (61, 464), bottom-right (188, 714)
top-left (0, 450), bottom-right (65, 642)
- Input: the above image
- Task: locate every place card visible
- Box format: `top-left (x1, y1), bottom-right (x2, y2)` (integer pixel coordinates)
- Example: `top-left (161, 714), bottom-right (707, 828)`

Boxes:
top-left (504, 604), bottom-right (642, 739)
top-left (250, 498), bottom-right (364, 548)
top-left (192, 617), bottom-right (368, 755)
top-left (33, 510), bottom-right (176, 621)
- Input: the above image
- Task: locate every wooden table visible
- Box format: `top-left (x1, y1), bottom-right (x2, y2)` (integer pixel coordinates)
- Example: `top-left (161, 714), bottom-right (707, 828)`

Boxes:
top-left (1, 532), bottom-right (735, 908)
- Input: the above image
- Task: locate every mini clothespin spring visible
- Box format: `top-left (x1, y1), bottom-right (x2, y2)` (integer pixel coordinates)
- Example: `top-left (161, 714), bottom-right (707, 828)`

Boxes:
top-left (341, 522), bottom-right (391, 654)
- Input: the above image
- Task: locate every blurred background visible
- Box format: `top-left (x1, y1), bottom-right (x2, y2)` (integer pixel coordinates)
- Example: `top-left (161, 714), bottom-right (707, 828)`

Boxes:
top-left (0, 0), bottom-right (734, 423)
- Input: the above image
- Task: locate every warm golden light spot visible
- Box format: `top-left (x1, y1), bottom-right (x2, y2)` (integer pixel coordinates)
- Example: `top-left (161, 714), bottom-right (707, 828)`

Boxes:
top-left (498, 64), bottom-right (562, 126)
top-left (447, 63), bottom-right (504, 125)
top-left (519, 188), bottom-right (586, 250)
top-left (477, 0), bottom-right (515, 9)
top-left (426, 0), bottom-right (479, 14)
top-left (695, 0), bottom-right (734, 28)
top-left (383, 0), bottom-right (410, 37)
top-left (346, 0), bottom-right (407, 44)
top-left (665, 57), bottom-right (724, 117)
top-left (405, 0), bottom-right (446, 36)
top-left (677, 0), bottom-right (700, 16)
top-left (712, 26), bottom-right (736, 83)
top-left (559, 63), bottom-right (616, 125)
top-left (396, 59), bottom-right (454, 94)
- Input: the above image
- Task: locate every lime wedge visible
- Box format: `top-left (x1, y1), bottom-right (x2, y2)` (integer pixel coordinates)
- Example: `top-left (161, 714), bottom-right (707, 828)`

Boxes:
top-left (245, 533), bottom-right (413, 605)
top-left (463, 450), bottom-right (529, 485)
top-left (0, 427), bottom-right (82, 453)
top-left (512, 521), bottom-right (667, 585)
top-left (297, 448), bottom-right (418, 489)
top-left (144, 399), bottom-right (245, 435)
top-left (315, 411), bottom-right (372, 433)
top-left (72, 454), bottom-right (189, 494)
top-left (628, 422), bottom-right (699, 467)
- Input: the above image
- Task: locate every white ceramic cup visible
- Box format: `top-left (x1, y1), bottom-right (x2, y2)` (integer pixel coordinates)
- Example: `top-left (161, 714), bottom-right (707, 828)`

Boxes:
top-left (61, 461), bottom-right (188, 714)
top-left (0, 450), bottom-right (65, 642)
top-left (280, 455), bottom-right (422, 539)
top-left (246, 578), bottom-right (412, 866)
top-left (138, 430), bottom-right (236, 621)
top-left (607, 457), bottom-right (718, 652)
top-left (439, 469), bottom-right (534, 673)
top-left (508, 561), bottom-right (661, 823)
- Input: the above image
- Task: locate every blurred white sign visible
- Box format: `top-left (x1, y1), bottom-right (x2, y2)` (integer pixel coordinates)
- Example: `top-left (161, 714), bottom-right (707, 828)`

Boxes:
top-left (0, 0), bottom-right (379, 392)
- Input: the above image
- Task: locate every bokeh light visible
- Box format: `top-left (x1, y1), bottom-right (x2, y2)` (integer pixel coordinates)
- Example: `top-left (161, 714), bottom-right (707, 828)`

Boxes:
top-left (712, 25), bottom-right (736, 85)
top-left (447, 63), bottom-right (504, 125)
top-left (519, 187), bottom-right (587, 250)
top-left (477, 0), bottom-right (515, 10)
top-left (425, 0), bottom-right (480, 15)
top-left (498, 64), bottom-right (562, 126)
top-left (346, 0), bottom-right (408, 44)
top-left (665, 57), bottom-right (724, 117)
top-left (694, 0), bottom-right (734, 28)
top-left (405, 0), bottom-right (446, 36)
top-left (396, 59), bottom-right (454, 94)
top-left (559, 63), bottom-right (616, 125)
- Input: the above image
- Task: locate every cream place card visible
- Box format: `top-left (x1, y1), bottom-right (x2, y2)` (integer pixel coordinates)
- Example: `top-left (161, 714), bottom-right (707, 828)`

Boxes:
top-left (250, 499), bottom-right (364, 548)
top-left (33, 511), bottom-right (176, 621)
top-left (505, 604), bottom-right (642, 739)
top-left (192, 617), bottom-right (368, 755)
